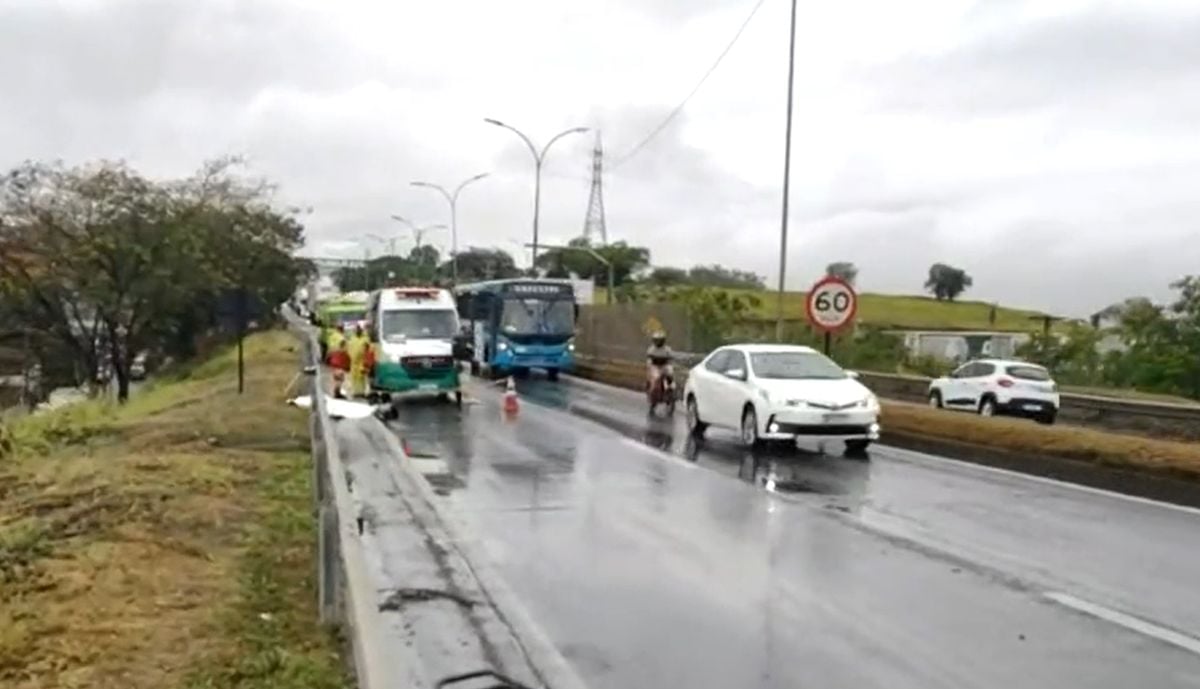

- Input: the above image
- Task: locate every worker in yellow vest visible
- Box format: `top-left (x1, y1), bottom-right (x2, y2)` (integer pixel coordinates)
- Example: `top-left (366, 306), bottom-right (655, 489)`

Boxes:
top-left (326, 323), bottom-right (346, 360)
top-left (347, 324), bottom-right (372, 398)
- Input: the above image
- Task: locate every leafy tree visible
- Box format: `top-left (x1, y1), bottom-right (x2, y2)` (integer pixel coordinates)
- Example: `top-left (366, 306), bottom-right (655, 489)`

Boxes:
top-left (659, 286), bottom-right (761, 351)
top-left (825, 261), bottom-right (858, 286)
top-left (687, 264), bottom-right (765, 290)
top-left (535, 238), bottom-right (650, 287)
top-left (646, 267), bottom-right (689, 287)
top-left (0, 159), bottom-right (304, 402)
top-left (924, 263), bottom-right (973, 301)
top-left (1018, 325), bottom-right (1103, 385)
top-left (447, 247), bottom-right (520, 281)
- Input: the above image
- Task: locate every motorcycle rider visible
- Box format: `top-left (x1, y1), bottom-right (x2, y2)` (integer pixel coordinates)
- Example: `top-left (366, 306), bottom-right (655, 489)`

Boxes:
top-left (646, 330), bottom-right (674, 396)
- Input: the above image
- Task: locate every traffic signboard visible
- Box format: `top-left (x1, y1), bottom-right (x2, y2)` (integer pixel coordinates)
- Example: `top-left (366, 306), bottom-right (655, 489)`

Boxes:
top-left (805, 276), bottom-right (858, 333)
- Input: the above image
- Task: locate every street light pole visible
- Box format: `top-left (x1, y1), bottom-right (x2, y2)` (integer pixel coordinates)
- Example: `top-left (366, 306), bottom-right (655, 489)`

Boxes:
top-left (411, 172), bottom-right (489, 285)
top-left (528, 243), bottom-right (613, 305)
top-left (775, 0), bottom-right (799, 343)
top-left (484, 118), bottom-right (589, 266)
top-left (389, 215), bottom-right (447, 282)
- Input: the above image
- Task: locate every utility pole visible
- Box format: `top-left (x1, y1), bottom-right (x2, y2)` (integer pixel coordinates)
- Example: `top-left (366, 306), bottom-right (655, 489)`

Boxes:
top-left (484, 118), bottom-right (589, 264)
top-left (412, 173), bottom-right (490, 285)
top-left (775, 0), bottom-right (799, 343)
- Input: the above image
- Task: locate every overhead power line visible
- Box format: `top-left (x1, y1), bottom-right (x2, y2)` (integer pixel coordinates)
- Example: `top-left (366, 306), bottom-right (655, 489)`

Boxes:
top-left (609, 0), bottom-right (770, 170)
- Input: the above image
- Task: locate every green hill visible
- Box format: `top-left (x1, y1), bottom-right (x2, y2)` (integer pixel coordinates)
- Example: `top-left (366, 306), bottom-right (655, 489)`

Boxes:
top-left (602, 286), bottom-right (1063, 333)
top-left (747, 290), bottom-right (1060, 332)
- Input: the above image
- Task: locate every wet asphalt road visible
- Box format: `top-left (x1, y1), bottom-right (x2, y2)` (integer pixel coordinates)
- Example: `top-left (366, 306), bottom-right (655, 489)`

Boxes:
top-left (386, 374), bottom-right (1200, 689)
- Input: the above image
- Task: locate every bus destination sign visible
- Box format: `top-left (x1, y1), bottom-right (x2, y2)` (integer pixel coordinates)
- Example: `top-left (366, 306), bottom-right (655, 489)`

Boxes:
top-left (504, 282), bottom-right (572, 296)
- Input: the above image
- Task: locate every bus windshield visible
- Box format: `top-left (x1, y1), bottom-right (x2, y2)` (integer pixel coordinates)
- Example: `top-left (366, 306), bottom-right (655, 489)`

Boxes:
top-left (380, 309), bottom-right (457, 341)
top-left (500, 298), bottom-right (574, 336)
top-left (328, 310), bottom-right (366, 326)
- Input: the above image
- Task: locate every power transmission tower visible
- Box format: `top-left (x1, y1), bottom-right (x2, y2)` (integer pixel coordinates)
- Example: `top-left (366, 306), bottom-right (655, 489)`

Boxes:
top-left (582, 132), bottom-right (608, 244)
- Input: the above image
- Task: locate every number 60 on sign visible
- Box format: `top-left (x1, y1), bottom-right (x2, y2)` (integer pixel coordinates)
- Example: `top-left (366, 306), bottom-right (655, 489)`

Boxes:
top-left (805, 276), bottom-right (858, 332)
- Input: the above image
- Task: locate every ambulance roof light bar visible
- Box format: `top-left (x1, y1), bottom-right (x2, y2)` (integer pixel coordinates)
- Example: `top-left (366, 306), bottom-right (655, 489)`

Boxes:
top-left (394, 287), bottom-right (439, 299)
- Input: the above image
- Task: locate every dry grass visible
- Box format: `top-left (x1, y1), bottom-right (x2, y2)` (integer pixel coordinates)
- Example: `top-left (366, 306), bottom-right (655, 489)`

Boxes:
top-left (0, 331), bottom-right (348, 689)
top-left (881, 402), bottom-right (1200, 479)
top-left (1059, 385), bottom-right (1200, 407)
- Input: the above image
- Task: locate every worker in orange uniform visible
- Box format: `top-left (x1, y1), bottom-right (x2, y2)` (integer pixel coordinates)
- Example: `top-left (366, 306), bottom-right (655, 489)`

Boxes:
top-left (347, 324), bottom-right (372, 398)
top-left (326, 339), bottom-right (351, 399)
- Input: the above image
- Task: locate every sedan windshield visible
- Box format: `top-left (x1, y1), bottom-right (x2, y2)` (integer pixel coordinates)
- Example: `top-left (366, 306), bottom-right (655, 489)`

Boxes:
top-left (750, 351), bottom-right (847, 380)
top-left (380, 309), bottom-right (457, 341)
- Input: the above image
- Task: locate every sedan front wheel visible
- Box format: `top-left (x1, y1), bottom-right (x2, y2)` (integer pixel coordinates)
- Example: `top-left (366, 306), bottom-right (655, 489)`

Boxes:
top-left (741, 407), bottom-right (763, 449)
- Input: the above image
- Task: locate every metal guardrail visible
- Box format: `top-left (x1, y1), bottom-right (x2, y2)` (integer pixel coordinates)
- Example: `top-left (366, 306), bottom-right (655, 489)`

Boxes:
top-left (301, 331), bottom-right (403, 689)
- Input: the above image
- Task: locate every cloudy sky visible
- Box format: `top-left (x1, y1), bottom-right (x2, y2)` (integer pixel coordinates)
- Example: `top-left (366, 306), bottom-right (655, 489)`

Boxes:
top-left (2, 0), bottom-right (1198, 316)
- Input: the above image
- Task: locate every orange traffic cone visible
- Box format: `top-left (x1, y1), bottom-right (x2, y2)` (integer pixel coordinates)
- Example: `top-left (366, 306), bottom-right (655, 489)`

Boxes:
top-left (502, 376), bottom-right (519, 417)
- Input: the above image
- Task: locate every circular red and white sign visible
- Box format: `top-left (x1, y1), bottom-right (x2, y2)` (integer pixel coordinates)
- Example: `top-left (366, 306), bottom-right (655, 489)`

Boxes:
top-left (805, 276), bottom-right (858, 332)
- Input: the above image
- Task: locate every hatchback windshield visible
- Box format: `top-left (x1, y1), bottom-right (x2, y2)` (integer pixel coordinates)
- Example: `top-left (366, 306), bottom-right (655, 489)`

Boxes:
top-left (380, 310), bottom-right (457, 341)
top-left (1007, 365), bottom-right (1052, 381)
top-left (750, 351), bottom-right (847, 380)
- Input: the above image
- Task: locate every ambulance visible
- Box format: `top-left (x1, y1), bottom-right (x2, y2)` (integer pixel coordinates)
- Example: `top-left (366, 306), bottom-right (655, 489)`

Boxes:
top-left (366, 287), bottom-right (465, 407)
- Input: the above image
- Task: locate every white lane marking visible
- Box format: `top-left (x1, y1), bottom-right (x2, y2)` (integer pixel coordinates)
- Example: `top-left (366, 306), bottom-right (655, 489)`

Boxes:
top-left (877, 445), bottom-right (1200, 517)
top-left (1044, 592), bottom-right (1200, 656)
top-left (617, 437), bottom-right (699, 470)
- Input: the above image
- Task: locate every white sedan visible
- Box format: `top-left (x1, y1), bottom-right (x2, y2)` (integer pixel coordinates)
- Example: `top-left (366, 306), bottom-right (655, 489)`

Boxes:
top-left (683, 344), bottom-right (881, 454)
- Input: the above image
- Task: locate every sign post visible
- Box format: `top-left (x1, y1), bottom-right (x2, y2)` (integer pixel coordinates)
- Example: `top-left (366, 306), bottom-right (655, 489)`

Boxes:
top-left (804, 276), bottom-right (858, 356)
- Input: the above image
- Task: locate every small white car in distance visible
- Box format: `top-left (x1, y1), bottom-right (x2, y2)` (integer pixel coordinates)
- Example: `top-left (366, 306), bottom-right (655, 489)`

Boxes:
top-left (927, 358), bottom-right (1059, 424)
top-left (683, 344), bottom-right (881, 454)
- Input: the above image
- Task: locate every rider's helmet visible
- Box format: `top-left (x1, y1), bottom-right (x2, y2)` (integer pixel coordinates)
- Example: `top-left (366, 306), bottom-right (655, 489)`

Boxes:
top-left (651, 330), bottom-right (667, 347)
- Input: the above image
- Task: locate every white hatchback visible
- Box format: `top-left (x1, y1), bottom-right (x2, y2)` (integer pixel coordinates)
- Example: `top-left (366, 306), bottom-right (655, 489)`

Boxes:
top-left (927, 358), bottom-right (1060, 424)
top-left (683, 344), bottom-right (881, 454)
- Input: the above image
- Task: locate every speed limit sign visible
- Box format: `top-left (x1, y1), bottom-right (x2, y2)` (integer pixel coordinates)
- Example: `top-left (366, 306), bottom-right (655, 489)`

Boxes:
top-left (805, 276), bottom-right (858, 332)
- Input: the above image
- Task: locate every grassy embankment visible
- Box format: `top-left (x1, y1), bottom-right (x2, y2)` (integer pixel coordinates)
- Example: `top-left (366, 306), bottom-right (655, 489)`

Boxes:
top-left (597, 287), bottom-right (1061, 332)
top-left (0, 331), bottom-right (350, 689)
top-left (572, 358), bottom-right (1200, 482)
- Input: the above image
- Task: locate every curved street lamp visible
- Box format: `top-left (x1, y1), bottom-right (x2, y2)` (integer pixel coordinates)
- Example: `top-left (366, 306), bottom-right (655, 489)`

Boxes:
top-left (411, 172), bottom-right (490, 285)
top-left (484, 118), bottom-right (589, 264)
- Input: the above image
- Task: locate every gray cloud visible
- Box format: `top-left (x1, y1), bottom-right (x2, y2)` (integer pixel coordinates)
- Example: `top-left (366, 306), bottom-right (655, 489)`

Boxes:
top-left (0, 0), bottom-right (1197, 317)
top-left (865, 6), bottom-right (1200, 120)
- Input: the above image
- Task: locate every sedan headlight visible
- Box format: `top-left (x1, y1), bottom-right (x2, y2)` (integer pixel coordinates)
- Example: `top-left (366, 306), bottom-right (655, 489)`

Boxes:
top-left (855, 394), bottom-right (879, 409)
top-left (497, 341), bottom-right (509, 351)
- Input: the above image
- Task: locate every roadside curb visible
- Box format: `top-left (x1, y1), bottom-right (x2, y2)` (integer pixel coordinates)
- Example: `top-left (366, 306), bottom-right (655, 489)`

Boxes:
top-left (369, 418), bottom-right (592, 689)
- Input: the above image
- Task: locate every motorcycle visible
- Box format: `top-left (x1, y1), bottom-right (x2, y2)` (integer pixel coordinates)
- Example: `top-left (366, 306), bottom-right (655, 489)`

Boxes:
top-left (647, 358), bottom-right (676, 416)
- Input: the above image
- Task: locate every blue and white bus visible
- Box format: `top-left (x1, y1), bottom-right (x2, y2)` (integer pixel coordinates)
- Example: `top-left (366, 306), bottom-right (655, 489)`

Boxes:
top-left (454, 278), bottom-right (577, 380)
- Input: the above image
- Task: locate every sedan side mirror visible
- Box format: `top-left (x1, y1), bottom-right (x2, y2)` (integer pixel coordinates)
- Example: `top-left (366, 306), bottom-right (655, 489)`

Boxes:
top-left (724, 368), bottom-right (747, 381)
top-left (846, 370), bottom-right (860, 379)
